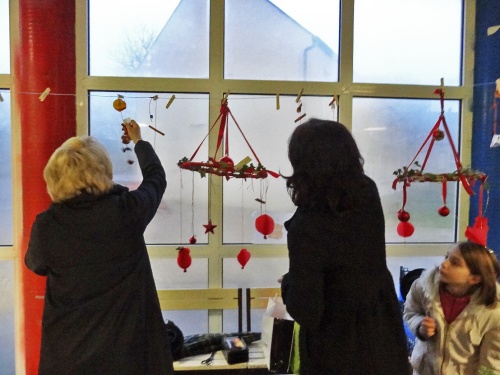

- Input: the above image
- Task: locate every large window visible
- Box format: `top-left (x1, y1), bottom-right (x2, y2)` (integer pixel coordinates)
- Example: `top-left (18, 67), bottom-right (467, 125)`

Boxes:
top-left (89, 0), bottom-right (209, 78)
top-left (0, 260), bottom-right (15, 374)
top-left (0, 91), bottom-right (12, 246)
top-left (225, 0), bottom-right (340, 81)
top-left (353, 0), bottom-right (462, 85)
top-left (83, 0), bottom-right (472, 332)
top-left (0, 0), bottom-right (13, 371)
top-left (0, 0), bottom-right (9, 74)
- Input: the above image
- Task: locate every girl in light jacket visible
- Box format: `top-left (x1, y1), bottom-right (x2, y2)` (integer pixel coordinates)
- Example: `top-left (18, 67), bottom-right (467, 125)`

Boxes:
top-left (404, 241), bottom-right (500, 375)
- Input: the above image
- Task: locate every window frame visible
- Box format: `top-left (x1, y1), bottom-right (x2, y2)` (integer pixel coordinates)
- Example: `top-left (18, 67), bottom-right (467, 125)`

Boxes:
top-left (75, 0), bottom-right (475, 330)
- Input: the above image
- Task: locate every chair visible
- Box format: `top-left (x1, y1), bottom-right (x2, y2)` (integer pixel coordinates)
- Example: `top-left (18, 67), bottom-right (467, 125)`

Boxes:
top-left (399, 266), bottom-right (425, 302)
top-left (399, 266), bottom-right (425, 357)
top-left (245, 287), bottom-right (282, 331)
top-left (157, 288), bottom-right (243, 332)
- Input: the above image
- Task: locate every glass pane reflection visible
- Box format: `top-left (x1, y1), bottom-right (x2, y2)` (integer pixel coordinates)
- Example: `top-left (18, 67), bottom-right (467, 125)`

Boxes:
top-left (0, 0), bottom-right (9, 74)
top-left (352, 97), bottom-right (460, 243)
top-left (89, 0), bottom-right (209, 78)
top-left (0, 90), bottom-right (12, 245)
top-left (222, 95), bottom-right (337, 244)
top-left (0, 260), bottom-right (15, 374)
top-left (353, 0), bottom-right (462, 85)
top-left (225, 0), bottom-right (340, 81)
top-left (89, 92), bottom-right (209, 244)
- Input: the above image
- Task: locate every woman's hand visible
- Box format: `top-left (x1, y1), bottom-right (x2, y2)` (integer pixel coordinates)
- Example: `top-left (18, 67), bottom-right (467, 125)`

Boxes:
top-left (124, 119), bottom-right (142, 144)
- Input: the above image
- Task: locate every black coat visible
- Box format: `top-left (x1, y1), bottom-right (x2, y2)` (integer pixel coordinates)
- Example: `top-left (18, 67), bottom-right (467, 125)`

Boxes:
top-left (25, 140), bottom-right (174, 375)
top-left (282, 176), bottom-right (410, 375)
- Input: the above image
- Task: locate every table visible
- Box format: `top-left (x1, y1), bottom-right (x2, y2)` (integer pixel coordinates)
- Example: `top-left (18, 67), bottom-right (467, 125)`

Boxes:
top-left (174, 340), bottom-right (272, 374)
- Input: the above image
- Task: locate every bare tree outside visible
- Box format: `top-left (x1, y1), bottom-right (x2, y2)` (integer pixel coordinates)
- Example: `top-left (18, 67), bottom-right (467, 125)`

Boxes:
top-left (112, 26), bottom-right (158, 72)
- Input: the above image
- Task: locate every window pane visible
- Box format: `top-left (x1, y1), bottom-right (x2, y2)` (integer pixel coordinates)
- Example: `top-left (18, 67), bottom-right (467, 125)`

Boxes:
top-left (0, 91), bottom-right (12, 245)
top-left (89, 0), bottom-right (209, 78)
top-left (0, 0), bottom-right (9, 74)
top-left (152, 258), bottom-right (209, 336)
top-left (387, 256), bottom-right (443, 297)
top-left (225, 0), bottom-right (340, 81)
top-left (0, 260), bottom-right (15, 373)
top-left (223, 257), bottom-right (289, 332)
top-left (222, 95), bottom-right (337, 244)
top-left (353, 0), bottom-right (462, 85)
top-left (352, 98), bottom-right (460, 242)
top-left (89, 92), bottom-right (209, 244)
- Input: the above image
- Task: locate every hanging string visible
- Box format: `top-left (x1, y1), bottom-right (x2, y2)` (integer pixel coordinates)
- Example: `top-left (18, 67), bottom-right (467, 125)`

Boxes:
top-left (442, 180), bottom-right (447, 207)
top-left (493, 94), bottom-right (498, 135)
top-left (483, 188), bottom-right (490, 216)
top-left (259, 179), bottom-right (269, 215)
top-left (191, 172), bottom-right (195, 237)
top-left (149, 96), bottom-right (159, 148)
top-left (1, 79), bottom-right (498, 101)
top-left (241, 179), bottom-right (244, 244)
top-left (179, 169), bottom-right (184, 243)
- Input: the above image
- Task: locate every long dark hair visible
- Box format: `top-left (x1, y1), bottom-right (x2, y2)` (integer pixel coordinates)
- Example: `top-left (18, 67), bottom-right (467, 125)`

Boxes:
top-left (459, 241), bottom-right (500, 307)
top-left (284, 118), bottom-right (365, 212)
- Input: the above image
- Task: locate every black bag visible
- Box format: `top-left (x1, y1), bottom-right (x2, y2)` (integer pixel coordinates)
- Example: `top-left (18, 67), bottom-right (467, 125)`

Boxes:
top-left (165, 320), bottom-right (184, 360)
top-left (261, 298), bottom-right (294, 374)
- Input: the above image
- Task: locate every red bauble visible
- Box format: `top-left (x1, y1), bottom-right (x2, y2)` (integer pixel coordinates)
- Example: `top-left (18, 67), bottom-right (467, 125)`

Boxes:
top-left (397, 209), bottom-right (410, 222)
top-left (219, 156), bottom-right (234, 166)
top-left (177, 247), bottom-right (192, 272)
top-left (255, 214), bottom-right (275, 239)
top-left (189, 235), bottom-right (197, 244)
top-left (438, 206), bottom-right (450, 217)
top-left (397, 221), bottom-right (415, 237)
top-left (237, 248), bottom-right (251, 269)
top-left (433, 129), bottom-right (445, 141)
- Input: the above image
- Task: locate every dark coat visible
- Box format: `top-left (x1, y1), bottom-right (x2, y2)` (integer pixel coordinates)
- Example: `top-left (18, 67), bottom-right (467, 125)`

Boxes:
top-left (282, 176), bottom-right (410, 375)
top-left (25, 140), bottom-right (174, 375)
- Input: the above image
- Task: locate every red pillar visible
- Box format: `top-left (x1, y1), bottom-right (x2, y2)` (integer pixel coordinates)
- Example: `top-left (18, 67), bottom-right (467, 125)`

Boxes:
top-left (14, 1), bottom-right (76, 373)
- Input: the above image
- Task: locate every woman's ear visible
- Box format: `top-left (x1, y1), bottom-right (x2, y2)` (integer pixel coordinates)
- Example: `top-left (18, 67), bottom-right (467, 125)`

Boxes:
top-left (469, 274), bottom-right (482, 286)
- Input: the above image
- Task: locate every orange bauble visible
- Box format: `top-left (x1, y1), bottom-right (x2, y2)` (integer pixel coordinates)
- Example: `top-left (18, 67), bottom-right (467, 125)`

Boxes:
top-left (113, 98), bottom-right (127, 112)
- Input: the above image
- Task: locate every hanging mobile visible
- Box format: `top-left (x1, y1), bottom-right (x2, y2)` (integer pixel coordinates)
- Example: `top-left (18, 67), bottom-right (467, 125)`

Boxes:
top-left (392, 80), bottom-right (487, 237)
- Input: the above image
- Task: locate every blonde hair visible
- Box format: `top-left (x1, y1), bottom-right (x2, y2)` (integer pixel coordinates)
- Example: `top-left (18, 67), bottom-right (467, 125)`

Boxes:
top-left (44, 136), bottom-right (114, 203)
top-left (459, 241), bottom-right (500, 308)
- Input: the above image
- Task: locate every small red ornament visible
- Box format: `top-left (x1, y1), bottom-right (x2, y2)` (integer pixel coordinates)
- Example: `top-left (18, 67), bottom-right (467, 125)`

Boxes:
top-left (438, 206), bottom-right (450, 217)
top-left (219, 156), bottom-right (234, 167)
top-left (465, 216), bottom-right (489, 247)
top-left (397, 221), bottom-right (415, 237)
top-left (433, 129), bottom-right (445, 141)
top-left (203, 220), bottom-right (217, 234)
top-left (255, 214), bottom-right (275, 239)
top-left (189, 235), bottom-right (197, 244)
top-left (177, 247), bottom-right (192, 272)
top-left (397, 209), bottom-right (410, 222)
top-left (237, 248), bottom-right (251, 269)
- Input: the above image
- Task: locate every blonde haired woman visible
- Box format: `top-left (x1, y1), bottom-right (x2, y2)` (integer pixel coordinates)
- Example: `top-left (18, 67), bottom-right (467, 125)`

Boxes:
top-left (25, 120), bottom-right (174, 375)
top-left (43, 135), bottom-right (114, 203)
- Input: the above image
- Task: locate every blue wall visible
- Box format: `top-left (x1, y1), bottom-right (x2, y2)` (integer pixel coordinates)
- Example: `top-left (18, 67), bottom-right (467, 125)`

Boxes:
top-left (471, 1), bottom-right (500, 253)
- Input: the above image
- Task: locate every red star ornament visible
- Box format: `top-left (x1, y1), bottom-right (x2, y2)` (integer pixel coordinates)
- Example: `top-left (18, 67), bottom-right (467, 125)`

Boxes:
top-left (203, 220), bottom-right (217, 234)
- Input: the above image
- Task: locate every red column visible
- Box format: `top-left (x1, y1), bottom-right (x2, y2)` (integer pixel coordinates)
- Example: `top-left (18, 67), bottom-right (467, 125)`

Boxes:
top-left (14, 0), bottom-right (76, 373)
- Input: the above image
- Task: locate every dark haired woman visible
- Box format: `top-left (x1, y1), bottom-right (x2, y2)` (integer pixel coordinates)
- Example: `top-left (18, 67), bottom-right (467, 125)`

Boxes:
top-left (281, 118), bottom-right (410, 374)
